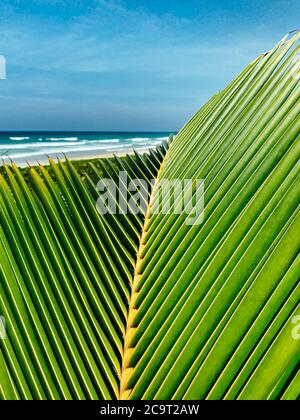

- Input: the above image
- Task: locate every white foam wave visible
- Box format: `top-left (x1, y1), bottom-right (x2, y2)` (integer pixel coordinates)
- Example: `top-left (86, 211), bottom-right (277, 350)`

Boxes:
top-left (130, 137), bottom-right (151, 142)
top-left (0, 141), bottom-right (84, 150)
top-left (46, 137), bottom-right (79, 142)
top-left (155, 136), bottom-right (169, 141)
top-left (132, 142), bottom-right (150, 146)
top-left (88, 139), bottom-right (120, 144)
top-left (130, 136), bottom-right (168, 143)
top-left (3, 144), bottom-right (127, 159)
top-left (61, 145), bottom-right (125, 153)
top-left (10, 137), bottom-right (30, 141)
top-left (0, 139), bottom-right (126, 151)
top-left (1, 136), bottom-right (162, 161)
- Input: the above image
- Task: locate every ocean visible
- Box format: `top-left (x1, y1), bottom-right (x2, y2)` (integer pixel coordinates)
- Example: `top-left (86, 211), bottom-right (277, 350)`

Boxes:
top-left (0, 132), bottom-right (173, 166)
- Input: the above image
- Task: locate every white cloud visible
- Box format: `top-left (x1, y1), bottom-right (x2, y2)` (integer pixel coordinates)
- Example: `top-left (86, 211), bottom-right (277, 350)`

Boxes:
top-left (0, 0), bottom-right (269, 78)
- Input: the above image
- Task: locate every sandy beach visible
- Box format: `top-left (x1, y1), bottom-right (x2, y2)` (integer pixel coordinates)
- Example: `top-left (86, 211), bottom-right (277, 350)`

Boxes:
top-left (0, 146), bottom-right (153, 168)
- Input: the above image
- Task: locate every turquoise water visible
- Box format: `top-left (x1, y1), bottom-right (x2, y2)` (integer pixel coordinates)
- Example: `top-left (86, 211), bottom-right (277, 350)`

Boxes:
top-left (0, 131), bottom-right (173, 164)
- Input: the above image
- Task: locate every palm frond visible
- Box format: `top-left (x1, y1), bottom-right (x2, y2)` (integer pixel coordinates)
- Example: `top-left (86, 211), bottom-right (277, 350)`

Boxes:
top-left (0, 147), bottom-right (167, 400)
top-left (121, 33), bottom-right (300, 400)
top-left (0, 34), bottom-right (299, 400)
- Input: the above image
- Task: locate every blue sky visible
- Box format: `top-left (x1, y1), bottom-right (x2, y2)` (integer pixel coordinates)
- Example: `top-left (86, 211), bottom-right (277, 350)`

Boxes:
top-left (0, 0), bottom-right (299, 131)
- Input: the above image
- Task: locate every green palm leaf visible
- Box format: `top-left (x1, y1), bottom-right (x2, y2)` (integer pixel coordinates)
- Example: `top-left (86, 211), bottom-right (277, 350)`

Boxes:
top-left (0, 34), bottom-right (299, 400)
top-left (121, 33), bottom-right (300, 400)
